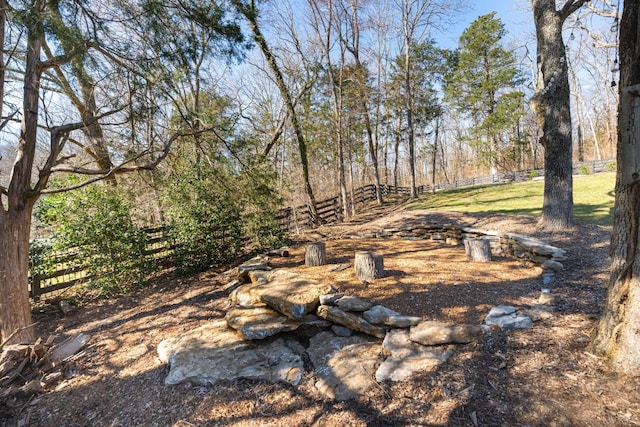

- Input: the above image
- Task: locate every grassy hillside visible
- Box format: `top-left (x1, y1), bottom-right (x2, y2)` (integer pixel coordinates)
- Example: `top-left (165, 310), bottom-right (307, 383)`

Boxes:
top-left (409, 172), bottom-right (616, 226)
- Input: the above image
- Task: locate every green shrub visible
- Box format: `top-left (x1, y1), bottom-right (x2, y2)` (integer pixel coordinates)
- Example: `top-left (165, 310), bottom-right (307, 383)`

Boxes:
top-left (604, 161), bottom-right (617, 172)
top-left (528, 170), bottom-right (539, 180)
top-left (162, 158), bottom-right (286, 273)
top-left (577, 164), bottom-right (591, 175)
top-left (29, 238), bottom-right (56, 280)
top-left (34, 179), bottom-right (156, 296)
top-left (163, 164), bottom-right (244, 273)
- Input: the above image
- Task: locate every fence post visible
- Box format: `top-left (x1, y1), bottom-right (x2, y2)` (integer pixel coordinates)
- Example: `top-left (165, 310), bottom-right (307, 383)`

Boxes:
top-left (31, 274), bottom-right (42, 301)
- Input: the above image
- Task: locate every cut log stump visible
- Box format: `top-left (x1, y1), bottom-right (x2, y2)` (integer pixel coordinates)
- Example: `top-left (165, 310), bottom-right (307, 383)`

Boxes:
top-left (354, 251), bottom-right (384, 281)
top-left (464, 238), bottom-right (492, 262)
top-left (305, 242), bottom-right (327, 266)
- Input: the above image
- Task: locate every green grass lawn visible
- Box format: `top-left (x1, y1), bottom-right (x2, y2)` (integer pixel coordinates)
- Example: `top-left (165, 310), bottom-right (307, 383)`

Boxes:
top-left (409, 172), bottom-right (616, 226)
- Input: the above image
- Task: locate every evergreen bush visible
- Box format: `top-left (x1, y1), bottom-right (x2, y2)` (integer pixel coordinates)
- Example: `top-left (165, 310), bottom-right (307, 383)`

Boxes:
top-left (34, 179), bottom-right (156, 296)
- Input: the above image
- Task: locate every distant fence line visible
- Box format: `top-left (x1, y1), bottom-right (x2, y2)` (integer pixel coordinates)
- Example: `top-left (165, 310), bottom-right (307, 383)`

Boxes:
top-left (276, 157), bottom-right (616, 231)
top-left (29, 157), bottom-right (615, 299)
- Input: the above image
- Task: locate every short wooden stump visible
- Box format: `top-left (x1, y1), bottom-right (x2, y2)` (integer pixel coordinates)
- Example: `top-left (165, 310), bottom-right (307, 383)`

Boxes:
top-left (305, 241), bottom-right (327, 266)
top-left (464, 238), bottom-right (492, 262)
top-left (354, 250), bottom-right (384, 281)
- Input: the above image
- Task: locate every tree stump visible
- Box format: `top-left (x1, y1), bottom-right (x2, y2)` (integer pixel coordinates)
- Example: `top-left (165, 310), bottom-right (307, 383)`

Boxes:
top-left (305, 242), bottom-right (326, 266)
top-left (464, 238), bottom-right (492, 262)
top-left (354, 251), bottom-right (384, 281)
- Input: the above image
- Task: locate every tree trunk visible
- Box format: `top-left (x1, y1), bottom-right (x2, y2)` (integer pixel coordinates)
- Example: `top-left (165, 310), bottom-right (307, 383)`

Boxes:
top-left (0, 3), bottom-right (45, 344)
top-left (592, 0), bottom-right (640, 373)
top-left (531, 0), bottom-right (587, 231)
top-left (432, 117), bottom-right (439, 192)
top-left (393, 118), bottom-right (401, 189)
top-left (0, 208), bottom-right (35, 345)
top-left (354, 251), bottom-right (384, 281)
top-left (402, 0), bottom-right (417, 199)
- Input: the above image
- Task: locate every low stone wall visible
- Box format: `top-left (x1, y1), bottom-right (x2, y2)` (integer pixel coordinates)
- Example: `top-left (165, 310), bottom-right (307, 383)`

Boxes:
top-left (350, 224), bottom-right (566, 278)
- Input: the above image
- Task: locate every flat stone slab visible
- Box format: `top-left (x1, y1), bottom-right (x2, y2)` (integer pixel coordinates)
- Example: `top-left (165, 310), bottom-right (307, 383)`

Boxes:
top-left (229, 283), bottom-right (265, 307)
top-left (376, 329), bottom-right (454, 382)
top-left (363, 305), bottom-right (421, 328)
top-left (307, 331), bottom-right (381, 401)
top-left (317, 305), bottom-right (387, 338)
top-left (238, 256), bottom-right (272, 282)
top-left (410, 321), bottom-right (483, 346)
top-left (254, 270), bottom-right (333, 319)
top-left (225, 306), bottom-right (329, 340)
top-left (157, 321), bottom-right (305, 386)
top-left (335, 295), bottom-right (374, 312)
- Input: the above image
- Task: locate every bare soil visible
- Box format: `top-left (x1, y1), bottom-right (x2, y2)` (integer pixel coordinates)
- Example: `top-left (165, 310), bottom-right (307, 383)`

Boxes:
top-left (4, 205), bottom-right (640, 427)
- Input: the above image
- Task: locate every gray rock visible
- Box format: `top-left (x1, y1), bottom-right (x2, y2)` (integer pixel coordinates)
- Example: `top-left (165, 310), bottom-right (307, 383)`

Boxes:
top-left (376, 329), bottom-right (454, 382)
top-left (336, 295), bottom-right (374, 312)
top-left (253, 270), bottom-right (333, 319)
top-left (488, 305), bottom-right (517, 317)
top-left (307, 331), bottom-right (381, 401)
top-left (158, 321), bottom-right (305, 386)
top-left (363, 305), bottom-right (421, 328)
top-left (552, 249), bottom-right (567, 260)
top-left (409, 321), bottom-right (483, 346)
top-left (319, 293), bottom-right (344, 306)
top-left (331, 325), bottom-right (353, 337)
top-left (225, 306), bottom-right (326, 340)
top-left (238, 256), bottom-right (271, 282)
top-left (316, 305), bottom-right (387, 338)
top-left (542, 273), bottom-right (555, 286)
top-left (485, 306), bottom-right (533, 330)
top-left (542, 259), bottom-right (564, 271)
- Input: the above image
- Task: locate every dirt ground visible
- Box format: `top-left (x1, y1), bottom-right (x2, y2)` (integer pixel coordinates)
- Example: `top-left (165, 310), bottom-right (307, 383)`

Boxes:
top-left (4, 205), bottom-right (639, 427)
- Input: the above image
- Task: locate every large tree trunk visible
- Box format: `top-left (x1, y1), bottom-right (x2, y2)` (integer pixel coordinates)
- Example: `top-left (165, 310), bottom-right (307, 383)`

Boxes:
top-left (0, 2), bottom-right (44, 344)
top-left (403, 0), bottom-right (417, 199)
top-left (592, 0), bottom-right (640, 373)
top-left (531, 0), bottom-right (587, 231)
top-left (0, 209), bottom-right (35, 345)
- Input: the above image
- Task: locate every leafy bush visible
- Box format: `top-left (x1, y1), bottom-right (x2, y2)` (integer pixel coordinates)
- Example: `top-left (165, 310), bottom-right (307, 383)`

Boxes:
top-left (528, 170), bottom-right (540, 180)
top-left (604, 161), bottom-right (617, 172)
top-left (34, 179), bottom-right (156, 296)
top-left (28, 238), bottom-right (56, 281)
top-left (577, 164), bottom-right (591, 175)
top-left (162, 163), bottom-right (244, 273)
top-left (162, 158), bottom-right (286, 274)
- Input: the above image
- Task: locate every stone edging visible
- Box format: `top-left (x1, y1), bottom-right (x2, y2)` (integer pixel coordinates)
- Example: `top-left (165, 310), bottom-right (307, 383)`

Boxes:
top-left (348, 224), bottom-right (566, 286)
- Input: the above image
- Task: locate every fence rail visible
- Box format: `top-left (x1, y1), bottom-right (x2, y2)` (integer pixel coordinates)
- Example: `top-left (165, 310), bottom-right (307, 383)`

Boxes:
top-left (30, 157), bottom-right (615, 299)
top-left (29, 227), bottom-right (173, 300)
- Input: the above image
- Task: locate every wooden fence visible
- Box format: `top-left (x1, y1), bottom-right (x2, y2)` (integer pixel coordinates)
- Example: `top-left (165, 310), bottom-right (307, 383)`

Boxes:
top-left (29, 226), bottom-right (173, 300)
top-left (29, 157), bottom-right (615, 299)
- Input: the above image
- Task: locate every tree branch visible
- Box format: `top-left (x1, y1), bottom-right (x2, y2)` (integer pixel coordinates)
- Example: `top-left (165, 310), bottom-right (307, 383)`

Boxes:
top-left (559, 0), bottom-right (590, 21)
top-left (33, 127), bottom-right (207, 196)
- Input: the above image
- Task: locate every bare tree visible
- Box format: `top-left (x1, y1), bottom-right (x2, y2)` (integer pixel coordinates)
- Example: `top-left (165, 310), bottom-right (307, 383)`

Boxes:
top-left (232, 0), bottom-right (322, 225)
top-left (395, 0), bottom-right (463, 198)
